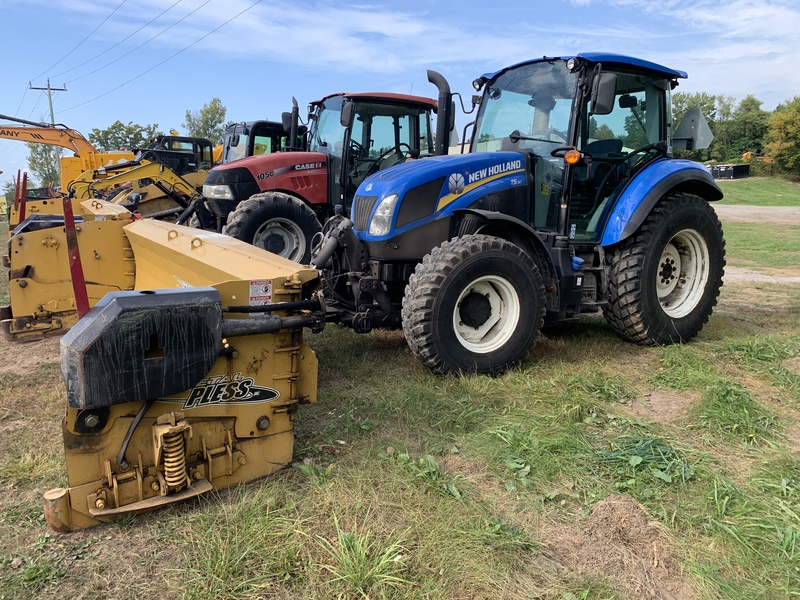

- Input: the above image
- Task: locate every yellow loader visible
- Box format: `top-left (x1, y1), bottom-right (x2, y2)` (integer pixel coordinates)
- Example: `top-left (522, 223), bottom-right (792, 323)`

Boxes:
top-left (1, 162), bottom-right (209, 341)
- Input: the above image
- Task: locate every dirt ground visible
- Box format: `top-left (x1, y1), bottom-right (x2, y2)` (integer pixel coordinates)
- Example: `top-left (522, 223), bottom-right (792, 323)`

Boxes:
top-left (712, 203), bottom-right (800, 224)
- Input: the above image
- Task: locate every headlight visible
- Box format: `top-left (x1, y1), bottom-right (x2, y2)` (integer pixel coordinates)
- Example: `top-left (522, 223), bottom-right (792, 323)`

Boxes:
top-left (368, 194), bottom-right (399, 236)
top-left (202, 184), bottom-right (234, 200)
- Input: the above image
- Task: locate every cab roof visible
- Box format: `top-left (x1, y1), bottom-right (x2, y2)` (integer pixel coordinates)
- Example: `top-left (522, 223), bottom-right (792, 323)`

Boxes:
top-left (311, 92), bottom-right (438, 111)
top-left (481, 53), bottom-right (688, 82)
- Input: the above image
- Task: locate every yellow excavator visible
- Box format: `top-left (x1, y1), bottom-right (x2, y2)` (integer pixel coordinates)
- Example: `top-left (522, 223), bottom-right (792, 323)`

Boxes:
top-left (21, 197), bottom-right (324, 532)
top-left (0, 113), bottom-right (134, 189)
top-left (1, 113), bottom-right (214, 222)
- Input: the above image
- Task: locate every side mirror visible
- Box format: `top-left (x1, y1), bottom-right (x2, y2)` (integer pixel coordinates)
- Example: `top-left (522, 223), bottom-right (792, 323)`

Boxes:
top-left (340, 100), bottom-right (354, 127)
top-left (590, 73), bottom-right (617, 115)
top-left (673, 108), bottom-right (714, 151)
top-left (281, 112), bottom-right (292, 132)
top-left (230, 134), bottom-right (240, 148)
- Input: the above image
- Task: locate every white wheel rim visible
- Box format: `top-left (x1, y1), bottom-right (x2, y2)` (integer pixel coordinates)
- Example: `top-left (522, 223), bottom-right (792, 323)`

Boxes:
top-left (656, 228), bottom-right (710, 318)
top-left (452, 275), bottom-right (521, 353)
top-left (253, 218), bottom-right (306, 261)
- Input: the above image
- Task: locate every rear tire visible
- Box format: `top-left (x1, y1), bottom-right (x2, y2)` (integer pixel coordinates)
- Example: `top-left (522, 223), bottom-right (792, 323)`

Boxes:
top-left (224, 192), bottom-right (322, 264)
top-left (402, 234), bottom-right (546, 375)
top-left (603, 193), bottom-right (725, 345)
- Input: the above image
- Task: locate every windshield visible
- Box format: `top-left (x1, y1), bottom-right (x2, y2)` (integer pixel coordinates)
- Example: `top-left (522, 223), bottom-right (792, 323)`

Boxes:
top-left (309, 96), bottom-right (346, 154)
top-left (473, 60), bottom-right (578, 153)
top-left (223, 125), bottom-right (248, 163)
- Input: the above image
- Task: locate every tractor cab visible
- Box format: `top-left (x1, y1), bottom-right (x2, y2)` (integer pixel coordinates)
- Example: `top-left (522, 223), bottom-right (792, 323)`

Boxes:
top-left (470, 54), bottom-right (697, 244)
top-left (221, 120), bottom-right (300, 163)
top-left (307, 92), bottom-right (436, 214)
top-left (199, 92), bottom-right (438, 262)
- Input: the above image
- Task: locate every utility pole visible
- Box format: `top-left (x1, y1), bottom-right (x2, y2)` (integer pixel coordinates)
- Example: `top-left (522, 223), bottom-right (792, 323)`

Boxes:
top-left (29, 79), bottom-right (68, 187)
top-left (29, 79), bottom-right (67, 125)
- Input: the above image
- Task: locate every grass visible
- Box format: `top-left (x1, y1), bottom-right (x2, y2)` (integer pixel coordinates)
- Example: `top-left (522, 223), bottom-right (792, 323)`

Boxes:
top-left (717, 176), bottom-right (800, 206)
top-left (723, 222), bottom-right (800, 270)
top-left (1, 214), bottom-right (799, 599)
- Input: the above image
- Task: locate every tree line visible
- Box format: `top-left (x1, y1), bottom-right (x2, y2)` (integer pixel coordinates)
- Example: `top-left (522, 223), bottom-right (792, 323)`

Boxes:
top-left (673, 92), bottom-right (800, 178)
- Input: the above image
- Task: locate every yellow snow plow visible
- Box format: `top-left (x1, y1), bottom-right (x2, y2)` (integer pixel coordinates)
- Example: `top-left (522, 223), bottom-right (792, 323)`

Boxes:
top-left (11, 200), bottom-right (323, 531)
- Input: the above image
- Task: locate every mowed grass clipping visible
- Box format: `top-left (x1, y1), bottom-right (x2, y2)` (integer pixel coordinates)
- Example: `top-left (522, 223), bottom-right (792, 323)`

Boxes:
top-left (0, 212), bottom-right (799, 598)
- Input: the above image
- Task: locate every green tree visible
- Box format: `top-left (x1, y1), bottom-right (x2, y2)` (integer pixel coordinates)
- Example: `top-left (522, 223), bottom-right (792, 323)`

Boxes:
top-left (26, 142), bottom-right (60, 187)
top-left (622, 113), bottom-right (648, 149)
top-left (88, 120), bottom-right (162, 151)
top-left (729, 95), bottom-right (770, 157)
top-left (765, 96), bottom-right (800, 179)
top-left (183, 98), bottom-right (227, 144)
top-left (709, 95), bottom-right (736, 162)
top-left (588, 118), bottom-right (615, 140)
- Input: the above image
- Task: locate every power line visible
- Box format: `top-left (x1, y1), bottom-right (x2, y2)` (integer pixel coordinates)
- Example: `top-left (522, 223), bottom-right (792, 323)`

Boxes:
top-left (51, 0), bottom-right (185, 80)
top-left (31, 0), bottom-right (128, 82)
top-left (61, 0), bottom-right (265, 114)
top-left (66, 0), bottom-right (211, 85)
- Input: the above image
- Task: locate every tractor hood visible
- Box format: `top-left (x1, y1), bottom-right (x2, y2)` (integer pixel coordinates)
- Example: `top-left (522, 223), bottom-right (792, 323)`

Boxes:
top-left (209, 151), bottom-right (327, 179)
top-left (352, 152), bottom-right (527, 240)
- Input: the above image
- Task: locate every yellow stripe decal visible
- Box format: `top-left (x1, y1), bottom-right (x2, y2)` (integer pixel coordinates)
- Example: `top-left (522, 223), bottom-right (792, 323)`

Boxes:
top-left (436, 168), bottom-right (525, 212)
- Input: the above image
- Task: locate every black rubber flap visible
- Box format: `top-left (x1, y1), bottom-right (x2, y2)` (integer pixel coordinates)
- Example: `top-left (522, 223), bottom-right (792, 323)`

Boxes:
top-left (61, 287), bottom-right (223, 409)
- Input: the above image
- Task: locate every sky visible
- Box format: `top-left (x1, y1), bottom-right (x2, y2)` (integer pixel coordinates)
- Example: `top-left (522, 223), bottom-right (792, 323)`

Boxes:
top-left (1, 0), bottom-right (799, 185)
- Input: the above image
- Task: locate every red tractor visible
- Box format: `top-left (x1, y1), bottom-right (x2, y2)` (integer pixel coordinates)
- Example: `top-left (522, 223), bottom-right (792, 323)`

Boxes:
top-left (197, 92), bottom-right (442, 263)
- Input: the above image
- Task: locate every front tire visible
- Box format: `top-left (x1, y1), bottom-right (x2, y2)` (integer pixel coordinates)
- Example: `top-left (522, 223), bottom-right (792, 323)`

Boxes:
top-left (402, 235), bottom-right (546, 375)
top-left (224, 192), bottom-right (322, 263)
top-left (603, 192), bottom-right (725, 345)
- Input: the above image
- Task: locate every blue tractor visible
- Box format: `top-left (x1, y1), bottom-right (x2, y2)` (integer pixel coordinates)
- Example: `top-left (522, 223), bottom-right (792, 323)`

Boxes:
top-left (311, 53), bottom-right (725, 375)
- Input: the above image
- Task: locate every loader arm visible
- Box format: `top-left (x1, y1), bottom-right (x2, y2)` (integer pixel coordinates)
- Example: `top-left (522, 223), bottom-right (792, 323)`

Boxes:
top-left (69, 160), bottom-right (202, 203)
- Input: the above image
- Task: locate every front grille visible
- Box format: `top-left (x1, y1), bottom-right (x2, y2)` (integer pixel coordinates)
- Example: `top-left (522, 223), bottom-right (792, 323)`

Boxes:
top-left (352, 195), bottom-right (379, 231)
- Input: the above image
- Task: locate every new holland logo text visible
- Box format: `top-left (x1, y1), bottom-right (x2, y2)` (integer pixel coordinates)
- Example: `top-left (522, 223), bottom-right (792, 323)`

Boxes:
top-left (467, 160), bottom-right (522, 184)
top-left (181, 373), bottom-right (280, 409)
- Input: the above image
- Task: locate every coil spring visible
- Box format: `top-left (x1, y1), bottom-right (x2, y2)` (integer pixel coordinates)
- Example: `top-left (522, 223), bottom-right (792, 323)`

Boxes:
top-left (162, 430), bottom-right (188, 491)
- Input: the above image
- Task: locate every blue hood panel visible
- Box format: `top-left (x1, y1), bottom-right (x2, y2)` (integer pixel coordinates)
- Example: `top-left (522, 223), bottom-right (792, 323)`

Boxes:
top-left (355, 152), bottom-right (527, 240)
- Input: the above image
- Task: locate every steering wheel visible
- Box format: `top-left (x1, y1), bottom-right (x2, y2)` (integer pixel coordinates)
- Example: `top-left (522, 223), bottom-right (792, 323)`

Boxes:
top-left (349, 140), bottom-right (368, 158)
top-left (366, 143), bottom-right (414, 176)
top-left (530, 128), bottom-right (568, 143)
top-left (579, 142), bottom-right (663, 218)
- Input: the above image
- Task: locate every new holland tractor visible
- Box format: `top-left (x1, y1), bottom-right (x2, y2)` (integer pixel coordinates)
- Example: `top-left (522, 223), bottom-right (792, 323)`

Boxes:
top-left (198, 92), bottom-right (443, 263)
top-left (311, 53), bottom-right (726, 375)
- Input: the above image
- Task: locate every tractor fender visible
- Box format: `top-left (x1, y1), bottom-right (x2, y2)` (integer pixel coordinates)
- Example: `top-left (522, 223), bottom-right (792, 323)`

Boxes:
top-left (599, 159), bottom-right (722, 246)
top-left (454, 208), bottom-right (560, 299)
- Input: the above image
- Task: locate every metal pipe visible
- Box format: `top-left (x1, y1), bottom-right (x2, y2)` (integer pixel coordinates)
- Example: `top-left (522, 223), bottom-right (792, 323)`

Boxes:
top-left (427, 70), bottom-right (453, 156)
top-left (222, 298), bottom-right (323, 313)
top-left (221, 314), bottom-right (320, 337)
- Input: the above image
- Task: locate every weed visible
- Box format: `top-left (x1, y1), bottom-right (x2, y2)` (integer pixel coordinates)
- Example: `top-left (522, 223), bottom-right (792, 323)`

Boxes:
top-left (0, 553), bottom-right (65, 594)
top-left (596, 436), bottom-right (695, 498)
top-left (313, 513), bottom-right (411, 599)
top-left (396, 453), bottom-right (465, 499)
top-left (294, 460), bottom-right (335, 485)
top-left (469, 516), bottom-right (540, 563)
